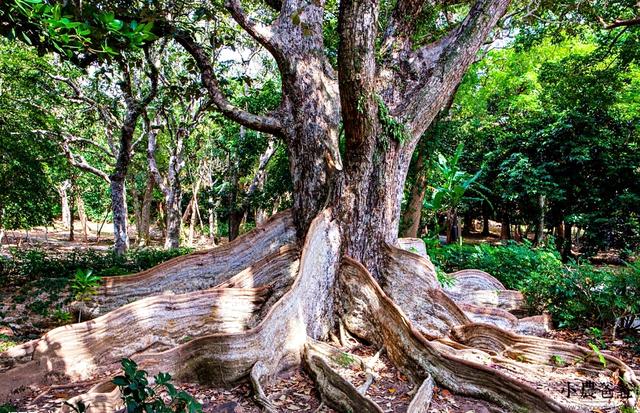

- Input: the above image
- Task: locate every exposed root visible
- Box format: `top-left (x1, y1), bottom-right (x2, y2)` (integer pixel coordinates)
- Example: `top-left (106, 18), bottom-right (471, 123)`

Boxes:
top-left (59, 380), bottom-right (121, 413)
top-left (250, 361), bottom-right (278, 413)
top-left (2, 210), bottom-right (341, 410)
top-left (0, 245), bottom-right (301, 402)
top-left (406, 374), bottom-right (434, 413)
top-left (95, 210), bottom-right (296, 313)
top-left (303, 341), bottom-right (382, 413)
top-left (356, 347), bottom-right (382, 395)
top-left (339, 256), bottom-right (639, 412)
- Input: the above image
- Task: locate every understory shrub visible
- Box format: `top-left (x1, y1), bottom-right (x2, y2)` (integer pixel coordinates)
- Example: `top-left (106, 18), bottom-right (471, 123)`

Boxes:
top-left (0, 246), bottom-right (193, 283)
top-left (428, 240), bottom-right (640, 330)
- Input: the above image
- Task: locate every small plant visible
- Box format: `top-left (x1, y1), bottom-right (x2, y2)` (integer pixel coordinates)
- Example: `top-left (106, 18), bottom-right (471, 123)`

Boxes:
top-left (587, 343), bottom-right (607, 368)
top-left (71, 269), bottom-right (101, 302)
top-left (334, 352), bottom-right (356, 367)
top-left (113, 358), bottom-right (202, 413)
top-left (436, 268), bottom-right (456, 288)
top-left (0, 403), bottom-right (17, 413)
top-left (52, 308), bottom-right (72, 325)
top-left (550, 355), bottom-right (566, 367)
top-left (70, 269), bottom-right (101, 322)
top-left (0, 333), bottom-right (16, 352)
top-left (63, 400), bottom-right (88, 413)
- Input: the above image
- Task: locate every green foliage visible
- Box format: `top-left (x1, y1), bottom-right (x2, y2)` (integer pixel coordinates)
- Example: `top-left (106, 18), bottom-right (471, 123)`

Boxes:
top-left (71, 269), bottom-right (101, 302)
top-left (63, 400), bottom-right (88, 413)
top-left (0, 334), bottom-right (17, 352)
top-left (51, 308), bottom-right (73, 325)
top-left (376, 94), bottom-right (407, 146)
top-left (587, 343), bottom-right (607, 368)
top-left (334, 352), bottom-right (356, 368)
top-left (0, 247), bottom-right (192, 284)
top-left (0, 403), bottom-right (17, 413)
top-left (113, 358), bottom-right (202, 413)
top-left (550, 354), bottom-right (566, 367)
top-left (429, 241), bottom-right (640, 329)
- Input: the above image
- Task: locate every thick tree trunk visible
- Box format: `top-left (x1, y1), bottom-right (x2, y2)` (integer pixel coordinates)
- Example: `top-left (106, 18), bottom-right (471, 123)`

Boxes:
top-left (110, 178), bottom-right (129, 255)
top-left (164, 187), bottom-right (182, 249)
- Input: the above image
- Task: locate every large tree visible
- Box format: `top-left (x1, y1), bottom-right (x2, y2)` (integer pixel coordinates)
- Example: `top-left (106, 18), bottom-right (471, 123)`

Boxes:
top-left (1, 1), bottom-right (638, 412)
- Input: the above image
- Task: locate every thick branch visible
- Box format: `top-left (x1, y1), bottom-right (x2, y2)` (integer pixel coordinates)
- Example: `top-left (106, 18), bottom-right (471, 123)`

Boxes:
top-left (395, 0), bottom-right (511, 140)
top-left (173, 31), bottom-right (283, 135)
top-left (225, 0), bottom-right (278, 55)
top-left (603, 16), bottom-right (640, 29)
top-left (60, 138), bottom-right (111, 183)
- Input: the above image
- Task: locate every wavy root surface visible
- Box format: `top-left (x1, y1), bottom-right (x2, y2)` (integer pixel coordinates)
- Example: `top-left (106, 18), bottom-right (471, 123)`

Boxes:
top-left (1, 210), bottom-right (638, 413)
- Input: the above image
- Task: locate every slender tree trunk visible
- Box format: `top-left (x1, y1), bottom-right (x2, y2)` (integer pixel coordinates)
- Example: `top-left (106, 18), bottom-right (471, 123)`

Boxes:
top-left (76, 194), bottom-right (88, 242)
top-left (139, 176), bottom-right (154, 246)
top-left (481, 205), bottom-right (490, 236)
top-left (59, 180), bottom-right (72, 229)
top-left (110, 177), bottom-right (129, 254)
top-left (164, 188), bottom-right (182, 249)
top-left (534, 194), bottom-right (545, 246)
top-left (562, 223), bottom-right (573, 260)
top-left (462, 212), bottom-right (473, 236)
top-left (400, 154), bottom-right (427, 238)
top-left (188, 178), bottom-right (202, 247)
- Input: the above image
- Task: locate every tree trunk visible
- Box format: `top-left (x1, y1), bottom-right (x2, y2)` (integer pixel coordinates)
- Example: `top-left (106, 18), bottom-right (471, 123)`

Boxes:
top-left (400, 154), bottom-right (427, 238)
top-left (164, 187), bottom-right (182, 249)
top-left (76, 194), bottom-right (88, 242)
top-left (481, 205), bottom-right (490, 237)
top-left (500, 214), bottom-right (511, 240)
top-left (534, 194), bottom-right (545, 246)
top-left (462, 212), bottom-right (473, 236)
top-left (110, 177), bottom-right (129, 255)
top-left (188, 178), bottom-right (202, 247)
top-left (138, 176), bottom-right (154, 247)
top-left (562, 222), bottom-right (573, 260)
top-left (59, 180), bottom-right (72, 229)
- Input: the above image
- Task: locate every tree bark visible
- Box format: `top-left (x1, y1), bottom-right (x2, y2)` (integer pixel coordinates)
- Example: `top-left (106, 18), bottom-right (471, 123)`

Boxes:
top-left (110, 177), bottom-right (129, 255)
top-left (462, 211), bottom-right (473, 236)
top-left (400, 154), bottom-right (428, 238)
top-left (500, 214), bottom-right (511, 240)
top-left (58, 180), bottom-right (72, 229)
top-left (139, 176), bottom-right (154, 246)
top-left (534, 194), bottom-right (545, 246)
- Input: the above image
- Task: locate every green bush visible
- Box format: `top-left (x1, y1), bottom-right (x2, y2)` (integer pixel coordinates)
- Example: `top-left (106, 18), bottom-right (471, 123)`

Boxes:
top-left (0, 246), bottom-right (193, 283)
top-left (428, 240), bottom-right (640, 331)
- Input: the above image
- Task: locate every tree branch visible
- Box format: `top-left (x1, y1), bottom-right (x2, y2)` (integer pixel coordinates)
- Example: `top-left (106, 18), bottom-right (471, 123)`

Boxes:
top-left (225, 0), bottom-right (279, 54)
top-left (173, 30), bottom-right (283, 136)
top-left (602, 16), bottom-right (640, 29)
top-left (389, 0), bottom-right (511, 142)
top-left (60, 137), bottom-right (111, 183)
top-left (146, 127), bottom-right (170, 198)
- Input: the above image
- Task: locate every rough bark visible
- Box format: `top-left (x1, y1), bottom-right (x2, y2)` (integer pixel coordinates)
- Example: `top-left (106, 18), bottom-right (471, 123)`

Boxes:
top-left (147, 127), bottom-right (184, 249)
top-left (400, 154), bottom-right (428, 238)
top-left (58, 180), bottom-right (72, 229)
top-left (139, 175), bottom-right (155, 246)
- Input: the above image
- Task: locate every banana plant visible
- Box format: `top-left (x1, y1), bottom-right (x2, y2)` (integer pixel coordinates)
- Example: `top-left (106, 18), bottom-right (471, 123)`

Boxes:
top-left (424, 143), bottom-right (490, 244)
